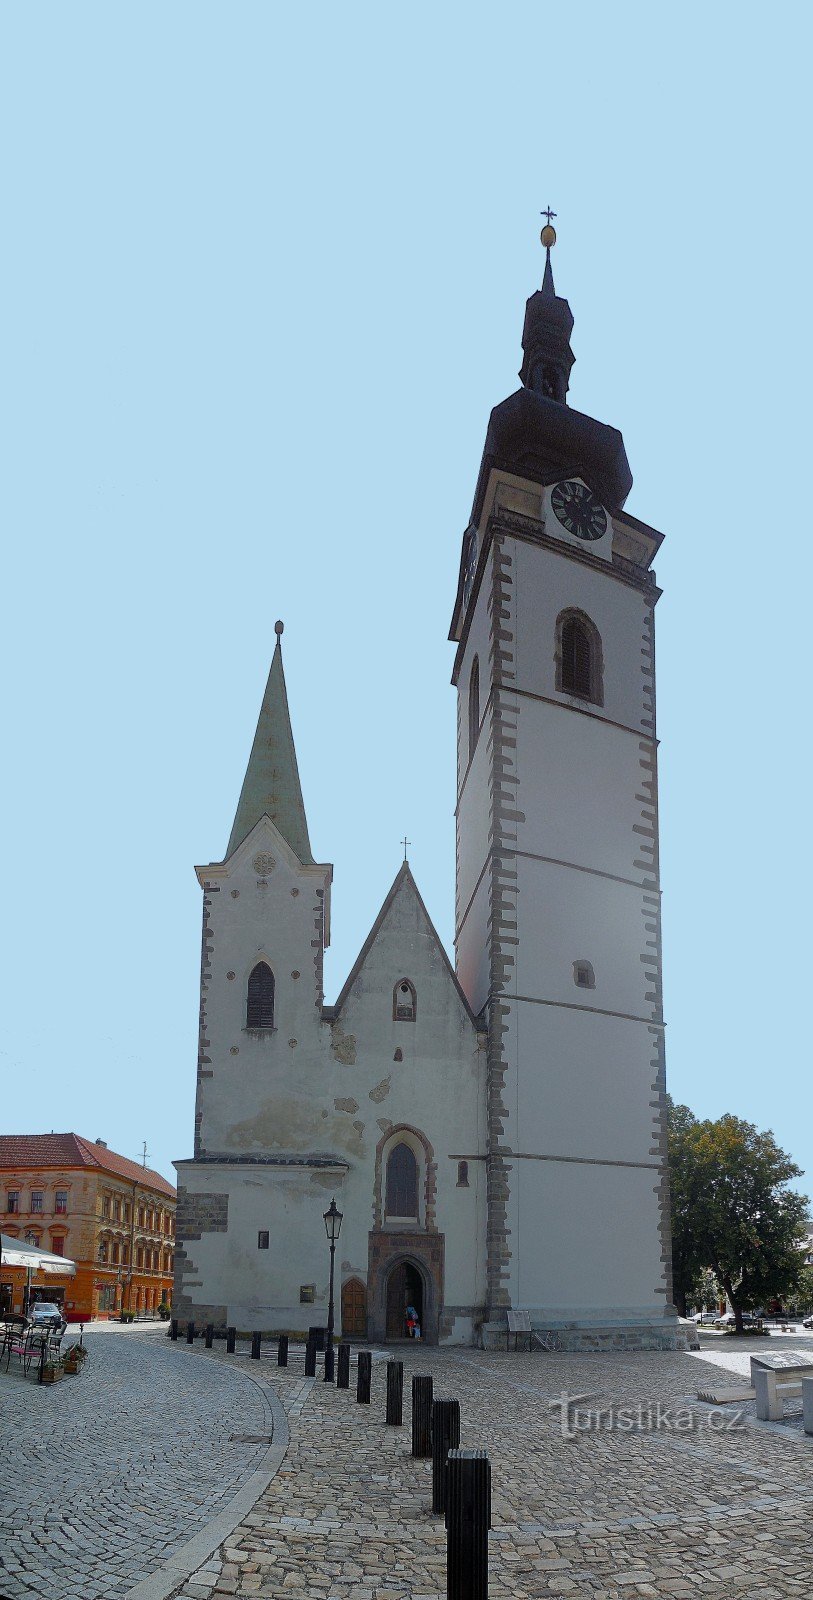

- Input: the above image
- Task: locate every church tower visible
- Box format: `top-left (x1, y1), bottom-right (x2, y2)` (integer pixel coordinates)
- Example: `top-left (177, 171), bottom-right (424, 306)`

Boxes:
top-left (450, 221), bottom-right (676, 1345)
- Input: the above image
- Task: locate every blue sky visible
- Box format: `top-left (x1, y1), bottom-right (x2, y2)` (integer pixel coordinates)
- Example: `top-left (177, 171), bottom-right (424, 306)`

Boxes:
top-left (2, 4), bottom-right (811, 1197)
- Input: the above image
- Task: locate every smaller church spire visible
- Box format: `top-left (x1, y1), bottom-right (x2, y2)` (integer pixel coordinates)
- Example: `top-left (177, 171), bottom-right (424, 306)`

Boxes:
top-left (226, 622), bottom-right (315, 864)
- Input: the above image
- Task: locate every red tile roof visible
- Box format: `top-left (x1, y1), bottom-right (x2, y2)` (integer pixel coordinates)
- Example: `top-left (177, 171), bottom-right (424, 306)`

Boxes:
top-left (0, 1134), bottom-right (175, 1199)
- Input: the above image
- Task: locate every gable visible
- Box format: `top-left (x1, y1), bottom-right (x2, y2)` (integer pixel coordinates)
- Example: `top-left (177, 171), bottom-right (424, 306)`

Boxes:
top-left (331, 864), bottom-right (478, 1033)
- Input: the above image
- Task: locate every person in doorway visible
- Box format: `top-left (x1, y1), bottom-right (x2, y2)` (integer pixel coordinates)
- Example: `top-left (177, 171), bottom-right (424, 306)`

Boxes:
top-left (405, 1303), bottom-right (419, 1338)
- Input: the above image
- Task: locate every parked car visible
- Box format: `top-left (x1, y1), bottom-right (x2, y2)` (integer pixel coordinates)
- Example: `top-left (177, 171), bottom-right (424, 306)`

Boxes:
top-left (713, 1311), bottom-right (758, 1328)
top-left (803, 1315), bottom-right (813, 1329)
top-left (692, 1311), bottom-right (719, 1325)
top-left (29, 1302), bottom-right (63, 1328)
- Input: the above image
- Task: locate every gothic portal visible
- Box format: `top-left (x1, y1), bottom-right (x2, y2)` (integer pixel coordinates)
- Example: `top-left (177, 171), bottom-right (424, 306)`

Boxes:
top-left (173, 231), bottom-right (678, 1349)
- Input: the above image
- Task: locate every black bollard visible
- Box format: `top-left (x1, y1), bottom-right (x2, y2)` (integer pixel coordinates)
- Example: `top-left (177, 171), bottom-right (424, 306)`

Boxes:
top-left (337, 1342), bottom-right (350, 1389)
top-left (205, 1324), bottom-right (214, 1349)
top-left (356, 1349), bottom-right (372, 1403)
top-left (431, 1398), bottom-right (461, 1516)
top-left (324, 1343), bottom-right (335, 1383)
top-left (277, 1334), bottom-right (289, 1367)
top-left (446, 1450), bottom-right (491, 1599)
top-left (170, 1319), bottom-right (178, 1341)
top-left (226, 1326), bottom-right (236, 1354)
top-left (412, 1374), bottom-right (434, 1457)
top-left (386, 1360), bottom-right (404, 1425)
top-left (186, 1321), bottom-right (195, 1344)
top-left (308, 1325), bottom-right (326, 1351)
top-left (251, 1332), bottom-right (262, 1360)
top-left (304, 1338), bottom-right (317, 1377)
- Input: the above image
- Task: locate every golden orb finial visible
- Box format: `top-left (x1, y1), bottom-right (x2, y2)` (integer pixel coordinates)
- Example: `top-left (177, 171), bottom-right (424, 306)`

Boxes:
top-left (540, 205), bottom-right (557, 250)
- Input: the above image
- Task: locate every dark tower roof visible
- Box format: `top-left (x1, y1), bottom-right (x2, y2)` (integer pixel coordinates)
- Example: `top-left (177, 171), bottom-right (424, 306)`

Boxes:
top-left (470, 232), bottom-right (632, 526)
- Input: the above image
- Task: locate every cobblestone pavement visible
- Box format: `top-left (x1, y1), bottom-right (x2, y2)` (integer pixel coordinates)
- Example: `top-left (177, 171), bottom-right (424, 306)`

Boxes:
top-left (0, 1328), bottom-right (273, 1600)
top-left (169, 1340), bottom-right (813, 1600)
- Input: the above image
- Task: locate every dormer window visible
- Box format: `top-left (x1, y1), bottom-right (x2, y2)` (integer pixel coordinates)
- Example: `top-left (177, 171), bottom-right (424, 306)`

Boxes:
top-left (393, 979), bottom-right (416, 1022)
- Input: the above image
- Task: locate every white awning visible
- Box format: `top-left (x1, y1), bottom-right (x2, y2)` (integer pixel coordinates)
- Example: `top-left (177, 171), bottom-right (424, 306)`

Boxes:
top-left (0, 1233), bottom-right (76, 1275)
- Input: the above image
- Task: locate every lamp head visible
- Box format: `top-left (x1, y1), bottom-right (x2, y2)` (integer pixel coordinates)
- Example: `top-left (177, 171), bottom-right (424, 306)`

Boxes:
top-left (323, 1196), bottom-right (343, 1243)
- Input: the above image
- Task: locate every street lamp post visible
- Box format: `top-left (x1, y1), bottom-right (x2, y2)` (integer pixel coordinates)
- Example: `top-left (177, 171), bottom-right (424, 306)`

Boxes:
top-left (323, 1197), bottom-right (343, 1383)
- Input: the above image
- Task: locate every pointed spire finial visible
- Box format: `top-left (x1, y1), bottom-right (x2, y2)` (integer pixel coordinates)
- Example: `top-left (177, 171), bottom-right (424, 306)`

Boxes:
top-left (540, 206), bottom-right (557, 296)
top-left (275, 619), bottom-right (284, 641)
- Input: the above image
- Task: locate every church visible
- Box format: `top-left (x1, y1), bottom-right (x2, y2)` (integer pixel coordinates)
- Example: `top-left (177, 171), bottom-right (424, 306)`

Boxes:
top-left (173, 225), bottom-right (678, 1349)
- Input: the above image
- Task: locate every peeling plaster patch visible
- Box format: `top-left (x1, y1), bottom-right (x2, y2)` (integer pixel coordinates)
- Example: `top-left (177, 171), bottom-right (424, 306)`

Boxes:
top-left (321, 1109), bottom-right (329, 1119)
top-left (376, 1118), bottom-right (393, 1134)
top-left (369, 1076), bottom-right (391, 1103)
top-left (352, 1120), bottom-right (364, 1136)
top-left (334, 1097), bottom-right (359, 1115)
top-left (330, 1025), bottom-right (357, 1065)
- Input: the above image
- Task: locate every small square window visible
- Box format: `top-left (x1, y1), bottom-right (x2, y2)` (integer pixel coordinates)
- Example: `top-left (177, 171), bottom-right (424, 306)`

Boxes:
top-left (257, 1231), bottom-right (270, 1250)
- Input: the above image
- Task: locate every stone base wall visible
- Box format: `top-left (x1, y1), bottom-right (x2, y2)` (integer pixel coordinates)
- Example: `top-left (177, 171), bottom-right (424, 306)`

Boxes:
top-left (481, 1318), bottom-right (682, 1352)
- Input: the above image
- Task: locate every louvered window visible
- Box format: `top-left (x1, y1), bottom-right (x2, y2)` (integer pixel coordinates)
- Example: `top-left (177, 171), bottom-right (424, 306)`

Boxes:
top-left (385, 1143), bottom-right (418, 1218)
top-left (247, 962), bottom-right (275, 1029)
top-left (561, 617), bottom-right (593, 699)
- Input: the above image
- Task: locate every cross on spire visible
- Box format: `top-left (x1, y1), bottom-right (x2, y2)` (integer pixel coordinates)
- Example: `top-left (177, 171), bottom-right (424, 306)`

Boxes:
top-left (401, 835), bottom-right (411, 862)
top-left (540, 206), bottom-right (557, 226)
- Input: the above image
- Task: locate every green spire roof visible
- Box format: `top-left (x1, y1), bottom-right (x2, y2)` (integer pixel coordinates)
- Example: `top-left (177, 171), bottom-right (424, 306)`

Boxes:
top-left (226, 633), bottom-right (314, 864)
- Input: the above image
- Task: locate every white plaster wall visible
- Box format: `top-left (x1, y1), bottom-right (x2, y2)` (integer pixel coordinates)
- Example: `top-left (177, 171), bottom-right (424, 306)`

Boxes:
top-left (512, 700), bottom-right (652, 882)
top-left (512, 1156), bottom-right (667, 1317)
top-left (514, 858), bottom-right (654, 1018)
top-left (500, 1000), bottom-right (659, 1166)
top-left (455, 871), bottom-right (490, 1020)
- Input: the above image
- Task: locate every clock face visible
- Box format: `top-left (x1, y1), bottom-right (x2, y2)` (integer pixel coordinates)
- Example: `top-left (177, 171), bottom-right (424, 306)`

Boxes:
top-left (551, 481), bottom-right (608, 542)
top-left (462, 529), bottom-right (478, 605)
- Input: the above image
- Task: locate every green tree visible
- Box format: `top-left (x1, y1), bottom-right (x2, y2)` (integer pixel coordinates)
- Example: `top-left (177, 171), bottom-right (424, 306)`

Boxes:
top-left (667, 1104), bottom-right (808, 1332)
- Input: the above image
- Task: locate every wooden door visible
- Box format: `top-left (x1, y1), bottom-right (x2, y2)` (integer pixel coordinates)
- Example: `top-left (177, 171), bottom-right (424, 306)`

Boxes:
top-left (341, 1277), bottom-right (367, 1338)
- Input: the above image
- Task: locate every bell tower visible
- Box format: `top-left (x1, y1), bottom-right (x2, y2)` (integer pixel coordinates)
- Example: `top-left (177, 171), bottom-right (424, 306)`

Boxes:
top-left (451, 219), bottom-right (677, 1347)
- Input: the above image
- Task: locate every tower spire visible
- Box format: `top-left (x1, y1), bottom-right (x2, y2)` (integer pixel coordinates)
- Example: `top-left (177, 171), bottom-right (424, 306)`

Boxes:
top-left (226, 622), bottom-right (314, 863)
top-left (518, 209), bottom-right (574, 403)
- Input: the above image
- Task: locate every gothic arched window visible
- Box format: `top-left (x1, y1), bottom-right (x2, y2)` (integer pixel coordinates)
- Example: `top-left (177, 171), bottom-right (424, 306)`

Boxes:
top-left (393, 978), bottom-right (416, 1022)
top-left (469, 655), bottom-right (480, 760)
top-left (385, 1142), bottom-right (418, 1218)
top-left (246, 962), bottom-right (275, 1029)
top-left (556, 610), bottom-right (603, 706)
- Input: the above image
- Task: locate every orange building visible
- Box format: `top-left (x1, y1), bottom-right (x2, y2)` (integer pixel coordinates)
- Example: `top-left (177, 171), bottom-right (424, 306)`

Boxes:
top-left (0, 1134), bottom-right (176, 1322)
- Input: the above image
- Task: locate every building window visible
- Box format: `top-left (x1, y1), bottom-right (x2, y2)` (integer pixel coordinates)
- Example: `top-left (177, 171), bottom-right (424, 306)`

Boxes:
top-left (385, 1142), bottom-right (418, 1219)
top-left (7, 1192), bottom-right (19, 1214)
top-left (31, 1191), bottom-right (43, 1213)
top-left (112, 1242), bottom-right (120, 1265)
top-left (246, 961), bottom-right (275, 1029)
top-left (393, 978), bottom-right (417, 1022)
top-left (113, 1199), bottom-right (121, 1222)
top-left (556, 610), bottom-right (604, 705)
top-left (138, 1207), bottom-right (145, 1228)
top-left (102, 1195), bottom-right (111, 1219)
top-left (573, 960), bottom-right (596, 990)
top-left (51, 1236), bottom-right (65, 1256)
top-left (55, 1191), bottom-right (68, 1214)
top-left (136, 1246), bottom-right (144, 1268)
top-left (468, 655), bottom-right (480, 760)
top-left (456, 1161), bottom-right (469, 1187)
top-left (98, 1242), bottom-right (108, 1262)
top-left (257, 1231), bottom-right (270, 1250)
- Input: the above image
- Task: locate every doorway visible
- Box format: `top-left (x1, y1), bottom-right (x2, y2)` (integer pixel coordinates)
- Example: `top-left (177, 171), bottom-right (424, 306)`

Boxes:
top-left (341, 1277), bottom-right (367, 1338)
top-left (385, 1261), bottom-right (424, 1340)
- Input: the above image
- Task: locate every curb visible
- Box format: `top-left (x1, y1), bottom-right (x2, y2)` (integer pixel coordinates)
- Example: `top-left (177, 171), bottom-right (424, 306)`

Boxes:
top-left (123, 1350), bottom-right (297, 1600)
